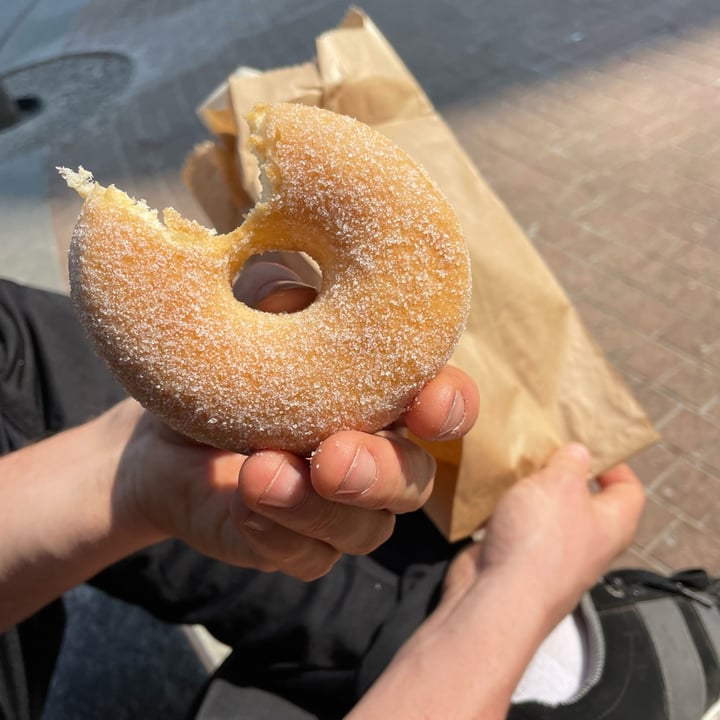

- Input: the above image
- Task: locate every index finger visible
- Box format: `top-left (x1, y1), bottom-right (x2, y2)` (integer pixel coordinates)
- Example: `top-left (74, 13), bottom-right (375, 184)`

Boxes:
top-left (594, 463), bottom-right (645, 518)
top-left (593, 463), bottom-right (645, 552)
top-left (596, 463), bottom-right (643, 490)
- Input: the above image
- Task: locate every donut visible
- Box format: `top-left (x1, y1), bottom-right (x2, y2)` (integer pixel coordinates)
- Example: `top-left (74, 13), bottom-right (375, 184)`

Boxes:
top-left (60, 102), bottom-right (471, 455)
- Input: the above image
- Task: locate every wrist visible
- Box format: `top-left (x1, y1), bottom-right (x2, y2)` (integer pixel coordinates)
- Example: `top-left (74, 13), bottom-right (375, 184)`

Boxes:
top-left (491, 557), bottom-right (591, 633)
top-left (93, 399), bottom-right (170, 551)
top-left (437, 545), bottom-right (570, 639)
top-left (0, 400), bottom-right (165, 630)
top-left (432, 559), bottom-right (556, 652)
top-left (352, 562), bottom-right (555, 720)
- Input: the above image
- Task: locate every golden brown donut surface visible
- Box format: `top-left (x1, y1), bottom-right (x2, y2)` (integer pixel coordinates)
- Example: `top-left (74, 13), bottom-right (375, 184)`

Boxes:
top-left (62, 102), bottom-right (471, 455)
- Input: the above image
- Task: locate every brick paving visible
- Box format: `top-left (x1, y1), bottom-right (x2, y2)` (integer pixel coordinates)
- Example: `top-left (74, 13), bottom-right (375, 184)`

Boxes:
top-left (439, 1), bottom-right (720, 572)
top-left (4, 0), bottom-right (719, 572)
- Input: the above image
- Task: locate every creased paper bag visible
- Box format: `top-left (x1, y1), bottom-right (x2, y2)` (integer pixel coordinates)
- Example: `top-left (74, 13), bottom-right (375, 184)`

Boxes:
top-left (184, 8), bottom-right (658, 541)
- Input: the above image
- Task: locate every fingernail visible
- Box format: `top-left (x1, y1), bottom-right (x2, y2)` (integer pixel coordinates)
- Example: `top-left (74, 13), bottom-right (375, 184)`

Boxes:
top-left (336, 446), bottom-right (377, 495)
top-left (258, 460), bottom-right (307, 508)
top-left (244, 512), bottom-right (275, 532)
top-left (231, 495), bottom-right (275, 531)
top-left (435, 390), bottom-right (466, 440)
top-left (234, 261), bottom-right (316, 305)
top-left (567, 443), bottom-right (590, 462)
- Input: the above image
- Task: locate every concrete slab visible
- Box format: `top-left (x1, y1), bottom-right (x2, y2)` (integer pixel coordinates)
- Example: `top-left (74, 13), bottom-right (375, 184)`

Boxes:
top-left (0, 0), bottom-right (87, 72)
top-left (0, 147), bottom-right (62, 291)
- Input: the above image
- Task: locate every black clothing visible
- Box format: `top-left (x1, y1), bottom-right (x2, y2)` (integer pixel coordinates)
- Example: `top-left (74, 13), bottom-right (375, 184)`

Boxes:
top-left (0, 279), bottom-right (454, 720)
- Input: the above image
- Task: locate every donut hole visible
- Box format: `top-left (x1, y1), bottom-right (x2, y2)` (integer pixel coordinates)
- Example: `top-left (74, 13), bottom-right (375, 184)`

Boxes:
top-left (232, 251), bottom-right (322, 313)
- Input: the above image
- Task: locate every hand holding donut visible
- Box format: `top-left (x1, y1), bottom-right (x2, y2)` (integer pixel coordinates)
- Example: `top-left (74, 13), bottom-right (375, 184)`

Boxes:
top-left (233, 362), bottom-right (477, 579)
top-left (111, 268), bottom-right (478, 580)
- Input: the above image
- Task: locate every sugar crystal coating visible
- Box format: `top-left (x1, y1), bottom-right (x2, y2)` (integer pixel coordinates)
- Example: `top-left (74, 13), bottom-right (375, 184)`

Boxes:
top-left (62, 103), bottom-right (472, 454)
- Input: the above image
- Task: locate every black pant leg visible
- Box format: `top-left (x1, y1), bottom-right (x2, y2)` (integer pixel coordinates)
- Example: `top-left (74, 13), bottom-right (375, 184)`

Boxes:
top-left (0, 278), bottom-right (126, 453)
top-left (0, 603), bottom-right (66, 720)
top-left (190, 555), bottom-right (449, 720)
top-left (0, 278), bottom-right (124, 720)
top-left (184, 512), bottom-right (457, 719)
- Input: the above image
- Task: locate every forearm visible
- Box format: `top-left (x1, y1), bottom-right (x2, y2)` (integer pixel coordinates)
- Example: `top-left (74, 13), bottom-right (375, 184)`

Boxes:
top-left (0, 402), bottom-right (164, 631)
top-left (349, 565), bottom-right (554, 720)
top-left (351, 444), bottom-right (644, 719)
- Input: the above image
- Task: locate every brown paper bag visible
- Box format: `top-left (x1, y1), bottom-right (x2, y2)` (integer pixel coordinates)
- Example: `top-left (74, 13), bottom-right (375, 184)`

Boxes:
top-left (184, 8), bottom-right (658, 540)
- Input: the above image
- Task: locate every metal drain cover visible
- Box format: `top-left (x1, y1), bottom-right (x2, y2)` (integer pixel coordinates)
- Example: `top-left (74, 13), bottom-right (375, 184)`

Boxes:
top-left (0, 52), bottom-right (133, 161)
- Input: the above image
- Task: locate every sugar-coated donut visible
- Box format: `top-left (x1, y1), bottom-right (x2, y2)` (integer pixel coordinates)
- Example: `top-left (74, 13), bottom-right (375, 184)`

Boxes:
top-left (61, 102), bottom-right (471, 455)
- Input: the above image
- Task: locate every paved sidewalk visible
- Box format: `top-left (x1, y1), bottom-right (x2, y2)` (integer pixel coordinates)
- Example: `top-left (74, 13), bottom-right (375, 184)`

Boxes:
top-left (1, 0), bottom-right (720, 713)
